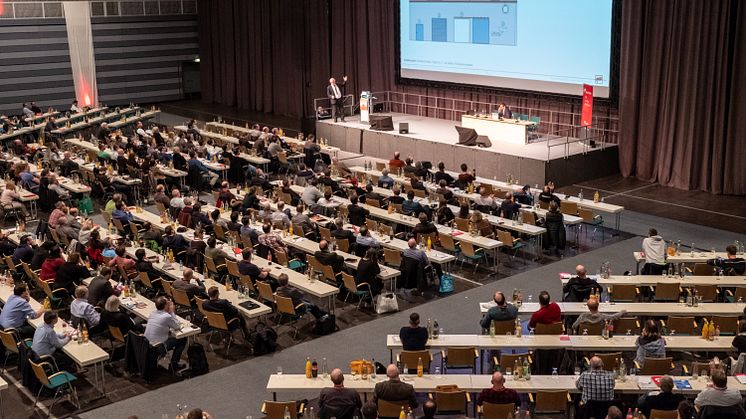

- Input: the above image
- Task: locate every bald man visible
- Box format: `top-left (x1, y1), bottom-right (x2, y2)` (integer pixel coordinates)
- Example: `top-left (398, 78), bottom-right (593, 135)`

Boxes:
top-left (477, 371), bottom-right (521, 406)
top-left (572, 297), bottom-right (627, 333)
top-left (480, 291), bottom-right (519, 330)
top-left (373, 364), bottom-right (417, 408)
top-left (319, 368), bottom-right (362, 419)
top-left (562, 264), bottom-right (602, 302)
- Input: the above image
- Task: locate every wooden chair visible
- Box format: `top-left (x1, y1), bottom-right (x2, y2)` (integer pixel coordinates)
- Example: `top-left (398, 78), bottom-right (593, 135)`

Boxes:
top-left (204, 310), bottom-right (242, 355)
top-left (693, 285), bottom-right (718, 302)
top-left (36, 275), bottom-right (69, 308)
top-left (306, 254), bottom-right (323, 277)
top-left (577, 322), bottom-right (604, 335)
top-left (398, 350), bottom-right (432, 373)
top-left (492, 319), bottom-right (517, 335)
top-left (534, 322), bottom-right (564, 335)
top-left (365, 218), bottom-right (379, 231)
top-left (649, 410), bottom-right (679, 419)
top-left (441, 347), bottom-right (479, 373)
top-left (322, 264), bottom-right (341, 285)
top-left (495, 353), bottom-right (532, 373)
top-left (439, 232), bottom-right (460, 256)
top-left (1, 329), bottom-right (31, 372)
top-left (375, 162), bottom-right (386, 171)
top-left (107, 325), bottom-right (127, 358)
top-left (275, 251), bottom-right (305, 272)
top-left (635, 357), bottom-right (674, 375)
top-left (661, 316), bottom-right (697, 335)
top-left (29, 358), bottom-right (78, 411)
top-left (693, 263), bottom-right (715, 276)
top-left (454, 217), bottom-right (469, 232)
top-left (213, 223), bottom-right (227, 242)
top-left (559, 201), bottom-right (578, 216)
top-left (583, 352), bottom-right (621, 372)
top-left (726, 287), bottom-right (746, 303)
top-left (652, 283), bottom-right (681, 302)
top-left (614, 317), bottom-right (641, 335)
top-left (521, 211), bottom-right (537, 226)
top-left (262, 400), bottom-right (304, 419)
top-left (496, 229), bottom-right (525, 264)
top-left (204, 255), bottom-right (226, 280)
top-left (684, 361), bottom-right (715, 378)
top-left (578, 207), bottom-right (604, 243)
top-left (170, 287), bottom-right (194, 317)
top-left (379, 223), bottom-right (393, 237)
top-left (431, 385), bottom-right (470, 415)
top-left (161, 279), bottom-right (174, 297)
top-left (530, 390), bottom-right (570, 415)
top-left (480, 402), bottom-right (515, 419)
top-left (138, 271), bottom-right (162, 295)
top-left (712, 316), bottom-right (739, 335)
top-left (274, 294), bottom-right (306, 339)
top-left (610, 284), bottom-right (639, 302)
top-left (318, 226), bottom-right (332, 241)
top-left (336, 238), bottom-right (349, 253)
top-left (256, 281), bottom-right (275, 306)
top-left (377, 399), bottom-right (410, 419)
top-left (459, 242), bottom-right (488, 273)
top-left (383, 248), bottom-right (402, 267)
top-left (367, 198), bottom-right (381, 208)
top-left (341, 272), bottom-right (372, 310)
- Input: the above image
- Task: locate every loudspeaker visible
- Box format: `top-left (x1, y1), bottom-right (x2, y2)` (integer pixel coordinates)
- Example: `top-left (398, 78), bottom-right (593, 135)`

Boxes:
top-left (399, 122), bottom-right (409, 134)
top-left (370, 115), bottom-right (394, 131)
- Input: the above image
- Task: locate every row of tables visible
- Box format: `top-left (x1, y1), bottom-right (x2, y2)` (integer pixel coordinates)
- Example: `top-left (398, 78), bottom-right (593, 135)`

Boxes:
top-left (480, 301), bottom-right (746, 316)
top-left (560, 274), bottom-right (746, 288)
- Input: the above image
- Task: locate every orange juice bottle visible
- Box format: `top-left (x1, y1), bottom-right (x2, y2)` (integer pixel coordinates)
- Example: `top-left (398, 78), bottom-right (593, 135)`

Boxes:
top-left (305, 357), bottom-right (312, 378)
top-left (417, 357), bottom-right (424, 377)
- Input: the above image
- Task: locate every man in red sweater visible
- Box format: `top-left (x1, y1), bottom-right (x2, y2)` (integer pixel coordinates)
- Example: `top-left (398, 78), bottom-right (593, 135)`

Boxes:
top-left (528, 290), bottom-right (562, 329)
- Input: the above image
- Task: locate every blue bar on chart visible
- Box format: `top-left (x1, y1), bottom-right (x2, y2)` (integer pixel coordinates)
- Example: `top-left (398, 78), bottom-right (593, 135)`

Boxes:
top-left (453, 17), bottom-right (471, 43)
top-left (415, 23), bottom-right (424, 41)
top-left (472, 17), bottom-right (489, 44)
top-left (431, 17), bottom-right (447, 42)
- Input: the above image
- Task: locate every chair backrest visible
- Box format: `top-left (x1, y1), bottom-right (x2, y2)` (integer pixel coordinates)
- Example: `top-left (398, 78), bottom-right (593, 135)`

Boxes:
top-left (577, 322), bottom-right (604, 335)
top-left (322, 264), bottom-right (337, 283)
top-left (213, 224), bottom-right (226, 241)
top-left (454, 217), bottom-right (469, 232)
top-left (712, 316), bottom-right (739, 335)
top-left (521, 211), bottom-right (536, 225)
top-left (690, 361), bottom-right (714, 377)
top-left (639, 357), bottom-right (673, 375)
top-left (559, 201), bottom-right (578, 215)
top-left (161, 279), bottom-right (174, 297)
top-left (226, 259), bottom-right (241, 276)
top-left (383, 248), bottom-right (402, 267)
top-left (593, 352), bottom-right (622, 372)
top-left (49, 228), bottom-right (61, 244)
top-left (275, 294), bottom-right (297, 316)
top-left (204, 255), bottom-right (218, 274)
top-left (318, 226), bottom-right (332, 241)
top-left (614, 317), bottom-right (640, 335)
top-left (336, 238), bottom-right (349, 253)
top-left (434, 388), bottom-right (467, 414)
top-left (0, 329), bottom-right (20, 354)
top-left (654, 283), bottom-right (681, 301)
top-left (29, 360), bottom-right (52, 386)
top-left (649, 410), bottom-right (679, 419)
top-left (445, 347), bottom-right (477, 368)
top-left (129, 222), bottom-right (140, 239)
top-left (578, 208), bottom-right (595, 223)
top-left (534, 391), bottom-right (569, 413)
top-left (264, 401), bottom-right (298, 419)
top-left (535, 322), bottom-right (564, 335)
top-left (205, 310), bottom-right (230, 331)
top-left (694, 284), bottom-right (718, 302)
top-left (460, 242), bottom-right (478, 258)
top-left (171, 287), bottom-right (192, 308)
top-left (611, 284), bottom-right (638, 302)
top-left (496, 230), bottom-right (515, 247)
top-left (498, 353), bottom-right (527, 368)
top-left (665, 316), bottom-right (696, 335)
top-left (365, 219), bottom-right (378, 231)
top-left (375, 162), bottom-right (386, 171)
top-left (367, 198), bottom-right (381, 208)
top-left (482, 402), bottom-right (515, 419)
top-left (108, 325), bottom-right (126, 343)
top-left (274, 251), bottom-right (289, 267)
top-left (538, 200), bottom-right (549, 210)
top-left (693, 263), bottom-right (715, 276)
top-left (399, 350), bottom-right (431, 371)
top-left (492, 319), bottom-right (516, 335)
top-left (341, 272), bottom-right (357, 292)
top-left (112, 218), bottom-right (125, 233)
top-left (3, 255), bottom-right (16, 272)
top-left (307, 254), bottom-right (322, 274)
top-left (377, 400), bottom-right (409, 419)
top-left (257, 281), bottom-right (274, 303)
top-left (438, 233), bottom-right (457, 252)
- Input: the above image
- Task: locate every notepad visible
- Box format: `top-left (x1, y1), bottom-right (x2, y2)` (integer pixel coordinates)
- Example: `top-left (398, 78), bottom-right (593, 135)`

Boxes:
top-left (637, 377), bottom-right (659, 390)
top-left (674, 379), bottom-right (692, 390)
top-left (735, 374), bottom-right (746, 384)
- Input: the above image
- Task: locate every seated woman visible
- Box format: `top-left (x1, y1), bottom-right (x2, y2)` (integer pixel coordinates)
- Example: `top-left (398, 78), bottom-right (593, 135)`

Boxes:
top-left (108, 245), bottom-right (137, 278)
top-left (355, 248), bottom-right (382, 297)
top-left (40, 245), bottom-right (65, 282)
top-left (101, 295), bottom-right (145, 336)
top-left (635, 320), bottom-right (666, 369)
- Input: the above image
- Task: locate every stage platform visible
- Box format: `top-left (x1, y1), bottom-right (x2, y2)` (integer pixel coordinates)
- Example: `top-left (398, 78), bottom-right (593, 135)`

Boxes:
top-left (316, 113), bottom-right (619, 187)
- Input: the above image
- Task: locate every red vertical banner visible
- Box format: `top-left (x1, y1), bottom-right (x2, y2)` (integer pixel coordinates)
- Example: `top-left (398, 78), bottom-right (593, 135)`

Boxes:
top-left (581, 83), bottom-right (594, 127)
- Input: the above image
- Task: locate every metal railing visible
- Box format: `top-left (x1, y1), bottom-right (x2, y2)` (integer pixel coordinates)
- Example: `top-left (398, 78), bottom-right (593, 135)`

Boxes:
top-left (0, 0), bottom-right (197, 19)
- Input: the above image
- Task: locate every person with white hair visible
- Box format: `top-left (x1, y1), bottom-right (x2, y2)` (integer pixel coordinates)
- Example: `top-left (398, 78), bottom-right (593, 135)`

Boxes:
top-left (326, 75), bottom-right (348, 122)
top-left (372, 364), bottom-right (417, 408)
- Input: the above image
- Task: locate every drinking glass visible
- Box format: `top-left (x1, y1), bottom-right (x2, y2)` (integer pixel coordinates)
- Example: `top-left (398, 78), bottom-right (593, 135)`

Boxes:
top-left (505, 367), bottom-right (512, 377)
top-left (276, 366), bottom-right (283, 375)
top-left (574, 367), bottom-right (581, 377)
top-left (434, 366), bottom-right (441, 375)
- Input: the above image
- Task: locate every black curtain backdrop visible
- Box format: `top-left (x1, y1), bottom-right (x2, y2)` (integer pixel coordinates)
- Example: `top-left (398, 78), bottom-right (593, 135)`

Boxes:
top-left (198, 0), bottom-right (745, 195)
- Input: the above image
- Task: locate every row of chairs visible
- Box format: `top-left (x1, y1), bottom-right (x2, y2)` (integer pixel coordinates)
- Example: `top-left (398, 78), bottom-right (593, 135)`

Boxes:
top-left (605, 283), bottom-right (745, 303)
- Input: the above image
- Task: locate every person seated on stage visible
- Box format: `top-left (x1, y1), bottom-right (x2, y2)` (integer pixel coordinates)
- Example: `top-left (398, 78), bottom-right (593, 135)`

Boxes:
top-left (498, 192), bottom-right (521, 220)
top-left (572, 298), bottom-right (627, 334)
top-left (347, 194), bottom-right (370, 227)
top-left (635, 320), bottom-right (666, 369)
top-left (188, 151), bottom-right (219, 187)
top-left (469, 210), bottom-right (492, 237)
top-left (276, 273), bottom-right (327, 319)
top-left (258, 223), bottom-right (289, 256)
top-left (205, 236), bottom-right (234, 271)
top-left (576, 356), bottom-right (615, 405)
top-left (413, 213), bottom-right (437, 238)
top-left (694, 369), bottom-right (743, 408)
top-left (70, 100), bottom-right (81, 113)
top-left (497, 102), bottom-right (513, 119)
top-left (399, 312), bottom-right (428, 351)
top-left (435, 198), bottom-right (455, 226)
top-left (480, 291), bottom-right (518, 330)
top-left (355, 247), bottom-right (382, 296)
top-left (402, 191), bottom-right (427, 218)
top-left (203, 286), bottom-right (248, 335)
top-left (637, 376), bottom-right (685, 418)
top-left (71, 285), bottom-right (106, 333)
top-left (477, 371), bottom-right (521, 407)
top-left (641, 228), bottom-right (667, 275)
top-left (457, 163), bottom-right (475, 186)
top-left (295, 163), bottom-right (316, 185)
top-left (242, 186), bottom-right (262, 211)
top-left (409, 175), bottom-right (427, 192)
top-left (563, 264), bottom-right (603, 302)
top-left (402, 238), bottom-right (431, 270)
top-left (513, 184), bottom-right (534, 206)
top-left (707, 245), bottom-right (746, 275)
top-left (315, 239), bottom-right (346, 274)
top-left (378, 168), bottom-right (395, 189)
top-left (32, 311), bottom-right (75, 371)
top-left (538, 184), bottom-right (561, 206)
top-left (388, 152), bottom-right (406, 171)
top-left (217, 181), bottom-right (237, 208)
top-left (355, 226), bottom-right (380, 250)
top-left (18, 163), bottom-right (41, 193)
top-left (319, 367), bottom-right (363, 419)
top-left (0, 284), bottom-right (44, 339)
top-left (528, 290), bottom-right (562, 329)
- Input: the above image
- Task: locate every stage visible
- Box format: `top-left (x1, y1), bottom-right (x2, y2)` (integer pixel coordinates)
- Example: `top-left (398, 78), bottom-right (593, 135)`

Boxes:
top-left (316, 113), bottom-right (619, 187)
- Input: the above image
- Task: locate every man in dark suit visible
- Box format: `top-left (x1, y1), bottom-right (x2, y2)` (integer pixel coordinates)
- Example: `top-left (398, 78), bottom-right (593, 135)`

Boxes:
top-left (562, 265), bottom-right (602, 302)
top-left (87, 266), bottom-right (119, 307)
top-left (373, 364), bottom-right (418, 409)
top-left (315, 240), bottom-right (346, 274)
top-left (497, 103), bottom-right (513, 119)
top-left (326, 76), bottom-right (348, 122)
top-left (347, 195), bottom-right (370, 227)
top-left (202, 286), bottom-right (248, 335)
top-left (319, 368), bottom-right (362, 419)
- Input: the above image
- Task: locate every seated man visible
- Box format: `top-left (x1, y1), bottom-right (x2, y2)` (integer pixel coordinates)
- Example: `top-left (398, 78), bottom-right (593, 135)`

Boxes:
top-left (54, 253), bottom-right (91, 295)
top-left (572, 298), bottom-right (627, 333)
top-left (562, 264), bottom-right (603, 302)
top-left (528, 291), bottom-right (562, 329)
top-left (275, 273), bottom-right (326, 319)
top-left (56, 217), bottom-right (80, 243)
top-left (388, 152), bottom-right (406, 171)
top-left (172, 268), bottom-right (206, 299)
top-left (347, 195), bottom-right (370, 227)
top-left (402, 237), bottom-right (442, 279)
top-left (402, 191), bottom-right (427, 217)
top-left (477, 371), bottom-right (521, 407)
top-left (70, 285), bottom-right (105, 333)
top-left (433, 162), bottom-right (454, 185)
top-left (637, 375), bottom-right (684, 418)
top-left (373, 364), bottom-right (417, 408)
top-left (362, 184), bottom-right (384, 205)
top-left (480, 291), bottom-right (518, 330)
top-left (319, 368), bottom-right (363, 419)
top-left (87, 266), bottom-right (120, 307)
top-left (412, 213), bottom-right (437, 238)
top-left (205, 237), bottom-right (234, 276)
top-left (291, 204), bottom-right (315, 237)
top-left (238, 248), bottom-right (275, 288)
top-left (498, 192), bottom-right (521, 220)
top-left (202, 286), bottom-right (248, 335)
top-left (162, 225), bottom-right (189, 256)
top-left (144, 297), bottom-right (187, 371)
top-left (134, 248), bottom-right (160, 282)
top-left (315, 240), bottom-right (345, 274)
top-left (355, 226), bottom-right (380, 250)
top-left (378, 169), bottom-right (394, 189)
top-left (331, 218), bottom-right (355, 243)
top-left (188, 151), bottom-right (219, 187)
top-left (694, 368), bottom-right (743, 407)
top-left (576, 356), bottom-right (615, 407)
top-left (32, 311), bottom-right (74, 370)
top-left (271, 201), bottom-right (291, 230)
top-left (707, 244), bottom-right (746, 275)
top-left (0, 284), bottom-right (44, 338)
top-left (399, 312), bottom-right (428, 351)
top-left (258, 223), bottom-right (289, 257)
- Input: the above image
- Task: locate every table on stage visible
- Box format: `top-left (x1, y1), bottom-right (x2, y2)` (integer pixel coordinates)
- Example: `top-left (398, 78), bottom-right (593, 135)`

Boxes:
top-left (460, 115), bottom-right (534, 145)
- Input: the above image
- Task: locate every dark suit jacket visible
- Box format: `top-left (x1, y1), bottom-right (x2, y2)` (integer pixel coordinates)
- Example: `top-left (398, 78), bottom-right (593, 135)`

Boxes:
top-left (203, 298), bottom-right (241, 324)
top-left (88, 276), bottom-right (116, 307)
top-left (373, 379), bottom-right (417, 408)
top-left (319, 386), bottom-right (362, 419)
top-left (315, 249), bottom-right (345, 273)
top-left (347, 204), bottom-right (370, 227)
top-left (326, 81), bottom-right (346, 104)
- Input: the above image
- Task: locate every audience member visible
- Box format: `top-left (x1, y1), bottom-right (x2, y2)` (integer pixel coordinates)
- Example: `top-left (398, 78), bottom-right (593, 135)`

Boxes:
top-left (480, 291), bottom-right (518, 330)
top-left (373, 364), bottom-right (417, 408)
top-left (399, 313), bottom-right (428, 351)
top-left (528, 291), bottom-right (562, 329)
top-left (319, 368), bottom-right (363, 419)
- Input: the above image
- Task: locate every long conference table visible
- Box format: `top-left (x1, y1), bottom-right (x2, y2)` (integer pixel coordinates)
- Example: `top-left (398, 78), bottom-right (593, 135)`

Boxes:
top-left (480, 301), bottom-right (746, 316)
top-left (633, 251), bottom-right (737, 274)
top-left (560, 274), bottom-right (746, 288)
top-left (266, 373), bottom-right (746, 400)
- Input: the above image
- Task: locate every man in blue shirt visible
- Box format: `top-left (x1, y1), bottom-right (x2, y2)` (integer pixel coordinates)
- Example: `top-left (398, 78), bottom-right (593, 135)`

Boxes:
top-left (378, 169), bottom-right (395, 189)
top-left (32, 311), bottom-right (74, 370)
top-left (12, 234), bottom-right (34, 264)
top-left (144, 297), bottom-right (186, 371)
top-left (402, 191), bottom-right (428, 218)
top-left (19, 168), bottom-right (40, 193)
top-left (111, 202), bottom-right (135, 228)
top-left (70, 285), bottom-right (104, 333)
top-left (187, 151), bottom-right (219, 187)
top-left (0, 285), bottom-right (44, 338)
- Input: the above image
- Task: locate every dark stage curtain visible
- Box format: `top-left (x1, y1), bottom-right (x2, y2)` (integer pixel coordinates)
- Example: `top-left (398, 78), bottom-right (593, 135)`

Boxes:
top-left (619, 0), bottom-right (746, 195)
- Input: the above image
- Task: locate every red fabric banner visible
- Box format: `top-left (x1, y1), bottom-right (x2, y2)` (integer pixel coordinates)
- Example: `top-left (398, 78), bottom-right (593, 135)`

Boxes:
top-left (581, 84), bottom-right (594, 127)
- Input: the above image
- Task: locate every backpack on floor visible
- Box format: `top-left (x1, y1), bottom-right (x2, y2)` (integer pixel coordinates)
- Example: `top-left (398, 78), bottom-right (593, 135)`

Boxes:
top-left (438, 273), bottom-right (455, 295)
top-left (187, 342), bottom-right (209, 376)
top-left (314, 314), bottom-right (338, 336)
top-left (249, 322), bottom-right (278, 355)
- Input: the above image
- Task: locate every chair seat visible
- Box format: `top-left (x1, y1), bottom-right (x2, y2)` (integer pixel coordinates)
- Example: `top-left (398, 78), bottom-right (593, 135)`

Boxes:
top-left (47, 371), bottom-right (77, 389)
top-left (288, 260), bottom-right (306, 271)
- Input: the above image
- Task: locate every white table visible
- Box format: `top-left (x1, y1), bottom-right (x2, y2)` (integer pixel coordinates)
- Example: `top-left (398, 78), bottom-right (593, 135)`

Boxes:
top-left (461, 115), bottom-right (534, 145)
top-left (480, 301), bottom-right (746, 316)
top-left (560, 274), bottom-right (746, 288)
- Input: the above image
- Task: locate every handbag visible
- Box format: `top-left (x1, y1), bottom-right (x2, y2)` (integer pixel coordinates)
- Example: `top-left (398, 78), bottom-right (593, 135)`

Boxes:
top-left (375, 292), bottom-right (399, 314)
top-left (78, 196), bottom-right (94, 215)
top-left (439, 273), bottom-right (455, 294)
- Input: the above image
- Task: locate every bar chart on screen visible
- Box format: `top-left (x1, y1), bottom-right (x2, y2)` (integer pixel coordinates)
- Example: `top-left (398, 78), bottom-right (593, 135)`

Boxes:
top-left (409, 0), bottom-right (517, 45)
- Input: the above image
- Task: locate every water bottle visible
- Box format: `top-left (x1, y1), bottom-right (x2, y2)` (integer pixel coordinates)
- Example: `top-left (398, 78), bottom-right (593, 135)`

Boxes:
top-left (552, 368), bottom-right (558, 378)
